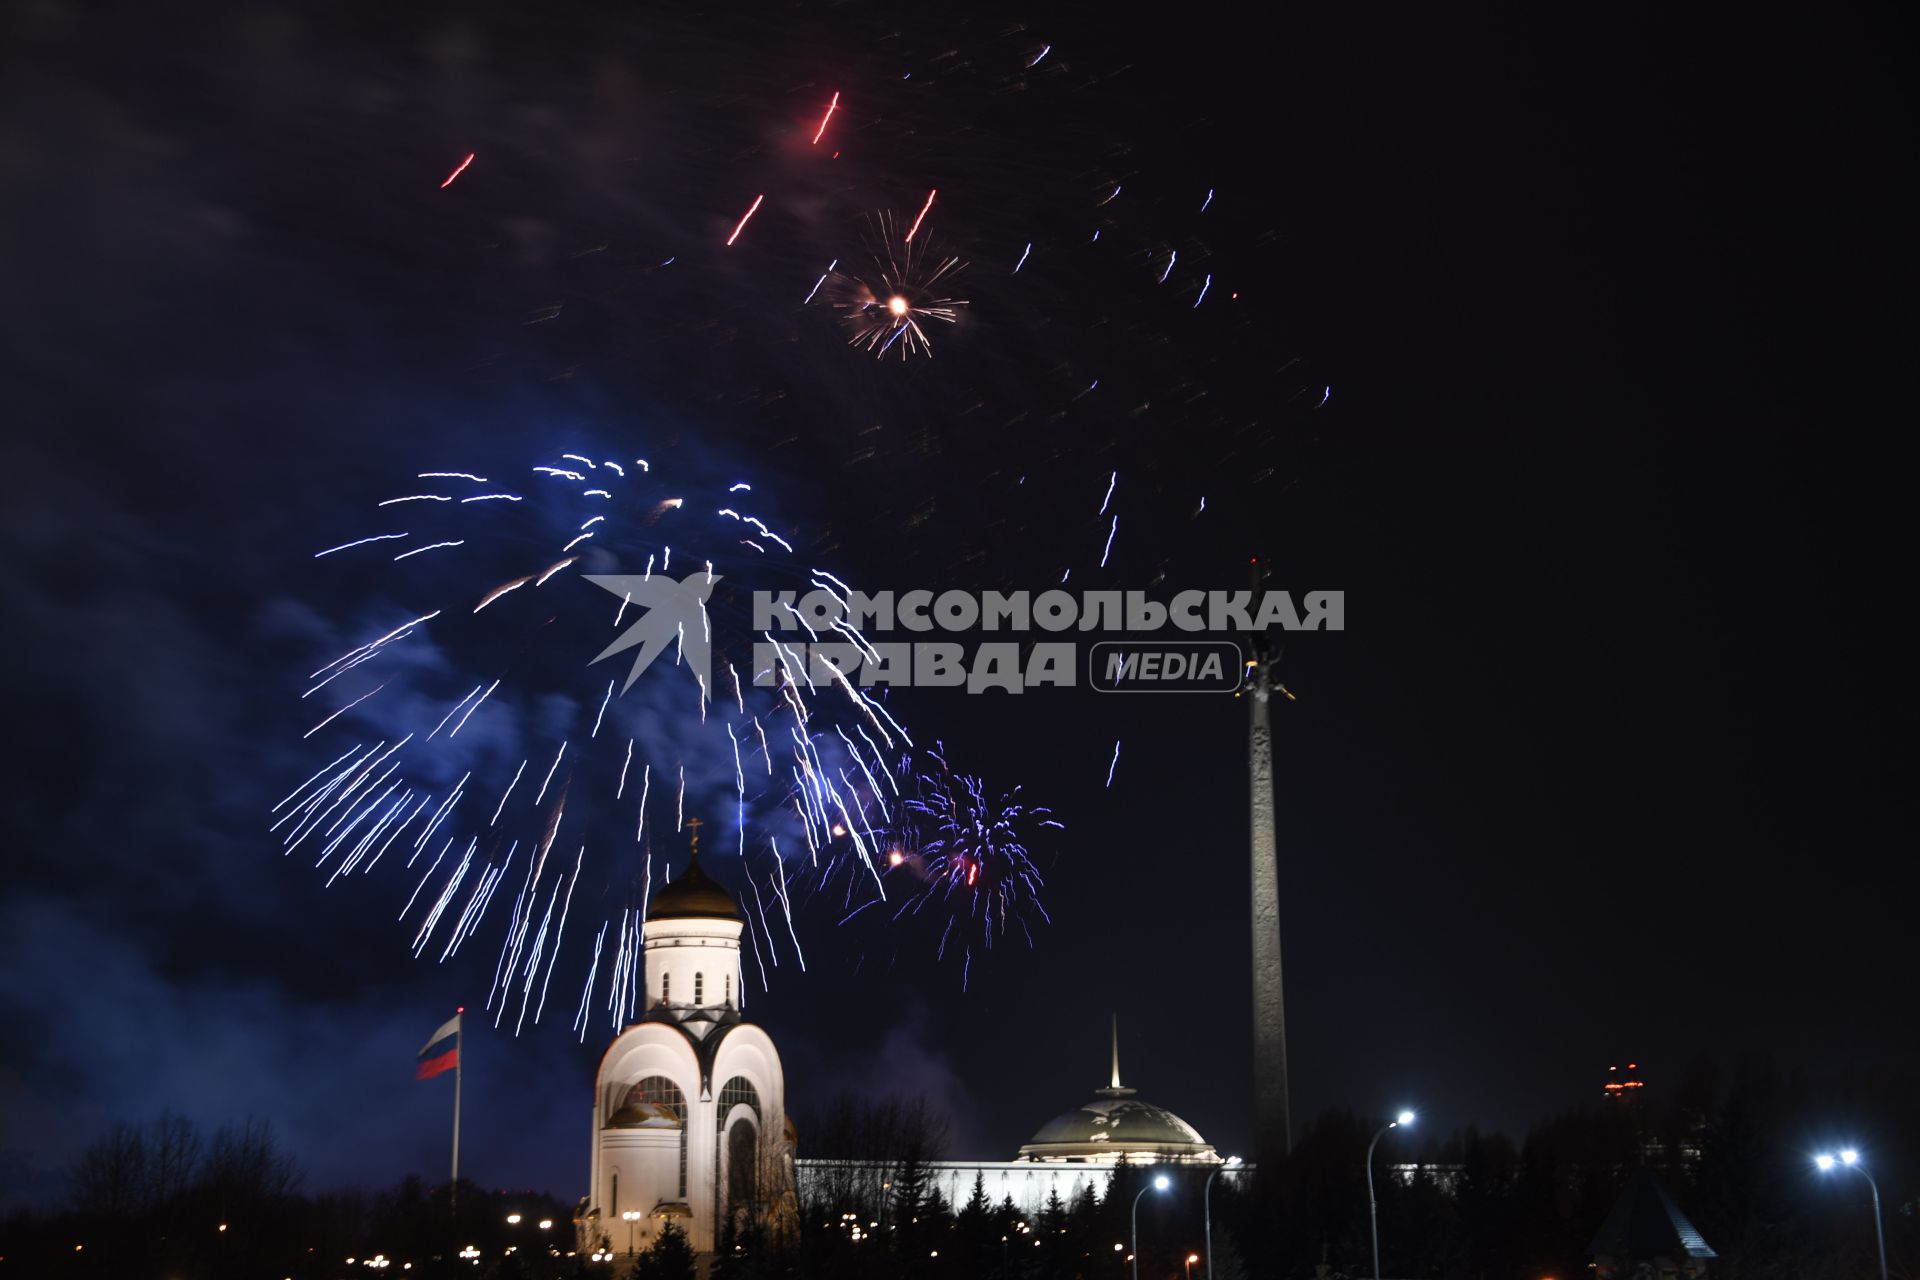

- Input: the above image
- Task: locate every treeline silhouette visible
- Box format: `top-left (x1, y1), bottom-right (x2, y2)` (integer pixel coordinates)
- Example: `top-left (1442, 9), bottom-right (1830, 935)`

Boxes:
top-left (5, 1055), bottom-right (1913, 1278)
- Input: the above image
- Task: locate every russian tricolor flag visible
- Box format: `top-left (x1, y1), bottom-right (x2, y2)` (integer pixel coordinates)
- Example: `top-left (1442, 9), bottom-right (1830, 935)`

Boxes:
top-left (417, 1013), bottom-right (460, 1080)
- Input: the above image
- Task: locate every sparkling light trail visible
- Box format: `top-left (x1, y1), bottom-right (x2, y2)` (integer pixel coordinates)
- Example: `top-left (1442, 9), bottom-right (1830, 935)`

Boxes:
top-left (811, 91), bottom-right (840, 145)
top-left (439, 153), bottom-right (475, 189)
top-left (904, 188), bottom-right (937, 243)
top-left (726, 194), bottom-right (766, 246)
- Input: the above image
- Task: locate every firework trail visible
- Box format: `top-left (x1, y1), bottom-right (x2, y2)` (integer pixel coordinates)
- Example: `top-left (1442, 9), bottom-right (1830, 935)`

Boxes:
top-left (811, 91), bottom-right (840, 145)
top-left (439, 153), bottom-right (475, 189)
top-left (283, 450), bottom-right (1051, 1033)
top-left (726, 194), bottom-right (765, 246)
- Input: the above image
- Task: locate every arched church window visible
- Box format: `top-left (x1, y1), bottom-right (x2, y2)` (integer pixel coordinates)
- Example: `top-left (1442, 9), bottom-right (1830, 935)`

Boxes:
top-left (716, 1077), bottom-right (764, 1221)
top-left (621, 1076), bottom-right (687, 1119)
top-left (620, 1077), bottom-right (690, 1196)
top-left (727, 1118), bottom-right (758, 1216)
top-left (694, 972), bottom-right (704, 1004)
top-left (662, 971), bottom-right (670, 1003)
top-left (610, 1172), bottom-right (617, 1217)
top-left (724, 973), bottom-right (731, 1005)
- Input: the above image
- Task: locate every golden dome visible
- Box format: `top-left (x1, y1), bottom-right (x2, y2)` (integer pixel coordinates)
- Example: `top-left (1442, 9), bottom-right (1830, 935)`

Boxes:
top-left (645, 853), bottom-right (740, 922)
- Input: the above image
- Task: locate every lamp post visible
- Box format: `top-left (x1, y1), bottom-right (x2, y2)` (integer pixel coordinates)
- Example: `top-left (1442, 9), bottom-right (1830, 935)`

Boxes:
top-left (1131, 1174), bottom-right (1171, 1280)
top-left (620, 1209), bottom-right (641, 1255)
top-left (1367, 1110), bottom-right (1415, 1280)
top-left (1814, 1149), bottom-right (1888, 1280)
top-left (1204, 1156), bottom-right (1242, 1280)
top-left (1186, 1252), bottom-right (1201, 1278)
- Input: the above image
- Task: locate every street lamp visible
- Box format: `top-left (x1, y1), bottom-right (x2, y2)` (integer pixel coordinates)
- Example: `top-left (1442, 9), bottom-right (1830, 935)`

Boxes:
top-left (620, 1209), bottom-right (642, 1255)
top-left (1814, 1149), bottom-right (1888, 1280)
top-left (1186, 1251), bottom-right (1201, 1278)
top-left (1367, 1110), bottom-right (1416, 1280)
top-left (1204, 1155), bottom-right (1242, 1280)
top-left (506, 1213), bottom-right (522, 1225)
top-left (1131, 1174), bottom-right (1172, 1280)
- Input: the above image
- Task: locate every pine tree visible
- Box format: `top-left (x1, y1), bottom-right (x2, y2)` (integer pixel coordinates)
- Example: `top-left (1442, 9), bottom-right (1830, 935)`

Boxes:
top-left (633, 1220), bottom-right (697, 1280)
top-left (953, 1172), bottom-right (995, 1275)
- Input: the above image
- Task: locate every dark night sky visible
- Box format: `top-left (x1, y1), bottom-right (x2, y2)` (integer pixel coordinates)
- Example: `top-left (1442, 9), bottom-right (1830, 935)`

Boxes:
top-left (1, 0), bottom-right (1910, 1208)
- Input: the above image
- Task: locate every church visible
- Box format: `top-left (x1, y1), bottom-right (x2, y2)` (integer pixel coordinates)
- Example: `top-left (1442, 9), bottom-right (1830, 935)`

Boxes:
top-left (580, 838), bottom-right (792, 1258)
top-left (579, 838), bottom-right (1229, 1261)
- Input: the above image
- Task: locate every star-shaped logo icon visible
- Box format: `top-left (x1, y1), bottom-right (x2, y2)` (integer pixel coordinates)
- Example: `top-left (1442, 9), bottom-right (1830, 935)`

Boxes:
top-left (585, 572), bottom-right (718, 696)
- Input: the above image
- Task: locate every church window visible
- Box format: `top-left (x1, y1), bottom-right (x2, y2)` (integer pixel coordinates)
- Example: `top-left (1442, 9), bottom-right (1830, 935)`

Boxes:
top-left (610, 1172), bottom-right (617, 1217)
top-left (724, 973), bottom-right (731, 1005)
top-left (621, 1077), bottom-right (689, 1197)
top-left (694, 972), bottom-right (704, 1004)
top-left (715, 1076), bottom-right (763, 1218)
top-left (727, 1119), bottom-right (758, 1214)
top-left (622, 1076), bottom-right (687, 1118)
top-left (662, 972), bottom-right (670, 1002)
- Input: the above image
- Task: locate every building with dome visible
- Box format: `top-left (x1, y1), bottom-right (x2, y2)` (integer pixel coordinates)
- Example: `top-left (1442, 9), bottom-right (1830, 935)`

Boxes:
top-left (906, 1025), bottom-right (1228, 1215)
top-left (580, 825), bottom-right (793, 1260)
top-left (1016, 1023), bottom-right (1220, 1165)
top-left (793, 1022), bottom-right (1232, 1219)
top-left (583, 832), bottom-right (1233, 1262)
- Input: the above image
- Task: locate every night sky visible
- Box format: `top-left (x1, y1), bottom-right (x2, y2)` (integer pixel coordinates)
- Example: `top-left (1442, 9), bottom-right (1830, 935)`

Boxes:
top-left (1, 0), bottom-right (1910, 1209)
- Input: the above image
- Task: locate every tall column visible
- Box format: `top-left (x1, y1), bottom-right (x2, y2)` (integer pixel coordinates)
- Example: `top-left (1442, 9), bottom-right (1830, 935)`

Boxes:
top-left (1249, 647), bottom-right (1292, 1159)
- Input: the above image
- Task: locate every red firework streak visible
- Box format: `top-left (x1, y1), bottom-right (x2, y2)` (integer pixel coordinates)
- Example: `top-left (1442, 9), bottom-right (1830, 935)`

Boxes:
top-left (811, 91), bottom-right (840, 145)
top-left (904, 188), bottom-right (937, 242)
top-left (726, 194), bottom-right (765, 246)
top-left (439, 153), bottom-right (475, 189)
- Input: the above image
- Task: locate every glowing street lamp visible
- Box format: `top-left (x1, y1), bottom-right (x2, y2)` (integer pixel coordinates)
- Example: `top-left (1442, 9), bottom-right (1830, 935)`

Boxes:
top-left (620, 1209), bottom-right (642, 1255)
top-left (1204, 1155), bottom-right (1242, 1280)
top-left (1186, 1251), bottom-right (1201, 1278)
top-left (506, 1213), bottom-right (522, 1225)
top-left (1131, 1174), bottom-right (1171, 1280)
top-left (1368, 1110), bottom-right (1416, 1280)
top-left (1813, 1149), bottom-right (1888, 1280)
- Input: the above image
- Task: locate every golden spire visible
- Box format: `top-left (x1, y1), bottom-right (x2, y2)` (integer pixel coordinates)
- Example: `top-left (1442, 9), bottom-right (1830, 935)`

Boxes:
top-left (1111, 1013), bottom-right (1122, 1089)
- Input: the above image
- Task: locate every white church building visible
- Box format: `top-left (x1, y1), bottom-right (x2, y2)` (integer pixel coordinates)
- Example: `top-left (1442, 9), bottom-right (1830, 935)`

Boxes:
top-left (579, 839), bottom-right (1232, 1262)
top-left (580, 843), bottom-right (792, 1258)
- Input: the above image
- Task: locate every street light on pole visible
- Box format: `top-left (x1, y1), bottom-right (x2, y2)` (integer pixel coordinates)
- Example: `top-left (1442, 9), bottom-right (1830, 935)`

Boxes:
top-left (620, 1209), bottom-right (641, 1255)
top-left (1814, 1149), bottom-right (1889, 1280)
top-left (1204, 1155), bottom-right (1242, 1280)
top-left (1367, 1110), bottom-right (1416, 1280)
top-left (1186, 1251), bottom-right (1201, 1278)
top-left (1131, 1174), bottom-right (1172, 1280)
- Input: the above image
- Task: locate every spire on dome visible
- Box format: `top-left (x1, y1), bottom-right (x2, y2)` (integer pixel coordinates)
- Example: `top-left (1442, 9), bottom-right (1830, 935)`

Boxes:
top-left (1096, 1013), bottom-right (1135, 1099)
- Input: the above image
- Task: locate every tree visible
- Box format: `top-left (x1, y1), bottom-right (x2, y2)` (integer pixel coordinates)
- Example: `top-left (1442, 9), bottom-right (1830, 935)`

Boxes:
top-left (634, 1220), bottom-right (697, 1280)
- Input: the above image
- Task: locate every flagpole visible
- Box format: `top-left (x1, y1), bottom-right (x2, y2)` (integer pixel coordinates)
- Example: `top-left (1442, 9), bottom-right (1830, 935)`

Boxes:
top-left (451, 1008), bottom-right (463, 1212)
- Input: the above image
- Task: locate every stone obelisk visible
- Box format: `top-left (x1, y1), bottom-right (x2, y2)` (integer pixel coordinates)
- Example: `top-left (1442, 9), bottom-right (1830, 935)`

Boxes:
top-left (1249, 564), bottom-right (1292, 1159)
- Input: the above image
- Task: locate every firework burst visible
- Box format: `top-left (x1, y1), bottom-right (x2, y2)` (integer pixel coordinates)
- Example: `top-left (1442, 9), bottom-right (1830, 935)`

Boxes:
top-left (844, 748), bottom-right (1058, 988)
top-left (822, 212), bottom-right (968, 359)
top-left (281, 449), bottom-right (1054, 1036)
